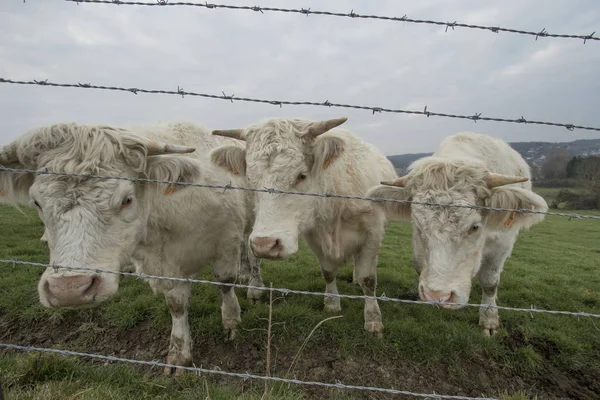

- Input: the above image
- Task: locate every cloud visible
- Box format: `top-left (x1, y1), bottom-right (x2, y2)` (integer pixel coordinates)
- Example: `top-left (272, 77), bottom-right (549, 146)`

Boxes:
top-left (0, 0), bottom-right (599, 156)
top-left (488, 42), bottom-right (570, 83)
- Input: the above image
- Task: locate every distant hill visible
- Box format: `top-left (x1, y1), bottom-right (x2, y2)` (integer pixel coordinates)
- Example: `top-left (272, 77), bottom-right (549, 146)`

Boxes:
top-left (387, 153), bottom-right (432, 171)
top-left (387, 138), bottom-right (600, 171)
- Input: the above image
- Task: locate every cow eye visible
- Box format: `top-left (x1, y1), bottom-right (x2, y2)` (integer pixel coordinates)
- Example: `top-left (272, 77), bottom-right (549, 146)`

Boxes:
top-left (121, 196), bottom-right (133, 209)
top-left (468, 224), bottom-right (480, 234)
top-left (295, 173), bottom-right (307, 184)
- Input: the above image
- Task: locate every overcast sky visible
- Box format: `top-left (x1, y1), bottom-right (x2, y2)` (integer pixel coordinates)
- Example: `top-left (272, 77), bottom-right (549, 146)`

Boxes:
top-left (1, 0), bottom-right (599, 155)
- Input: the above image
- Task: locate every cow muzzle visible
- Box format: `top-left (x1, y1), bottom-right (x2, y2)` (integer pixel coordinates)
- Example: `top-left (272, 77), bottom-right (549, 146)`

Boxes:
top-left (419, 283), bottom-right (458, 310)
top-left (42, 274), bottom-right (103, 308)
top-left (250, 236), bottom-right (285, 259)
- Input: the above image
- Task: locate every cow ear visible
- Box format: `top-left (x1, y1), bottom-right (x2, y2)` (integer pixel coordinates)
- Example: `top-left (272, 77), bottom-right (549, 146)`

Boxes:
top-left (0, 139), bottom-right (36, 205)
top-left (210, 145), bottom-right (246, 176)
top-left (365, 184), bottom-right (412, 221)
top-left (484, 187), bottom-right (548, 231)
top-left (0, 169), bottom-right (35, 205)
top-left (144, 155), bottom-right (201, 196)
top-left (313, 136), bottom-right (345, 170)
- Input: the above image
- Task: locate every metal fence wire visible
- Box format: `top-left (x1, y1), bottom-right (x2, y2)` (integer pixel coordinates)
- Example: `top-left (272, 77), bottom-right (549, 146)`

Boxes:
top-left (3, 259), bottom-right (599, 319)
top-left (65, 0), bottom-right (598, 43)
top-left (0, 343), bottom-right (499, 400)
top-left (1, 3), bottom-right (599, 399)
top-left (1, 166), bottom-right (599, 221)
top-left (1, 78), bottom-right (599, 132)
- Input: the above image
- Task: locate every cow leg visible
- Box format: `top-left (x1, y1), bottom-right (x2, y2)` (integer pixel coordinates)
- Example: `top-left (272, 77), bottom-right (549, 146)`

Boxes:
top-left (320, 258), bottom-right (343, 313)
top-left (163, 282), bottom-right (192, 376)
top-left (477, 233), bottom-right (517, 336)
top-left (354, 245), bottom-right (384, 338)
top-left (213, 256), bottom-right (242, 342)
top-left (239, 237), bottom-right (265, 304)
top-left (304, 236), bottom-right (343, 313)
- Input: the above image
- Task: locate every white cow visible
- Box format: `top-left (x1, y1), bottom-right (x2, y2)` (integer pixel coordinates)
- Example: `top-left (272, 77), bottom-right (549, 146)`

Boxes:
top-left (0, 121), bottom-right (264, 373)
top-left (210, 117), bottom-right (397, 336)
top-left (366, 132), bottom-right (548, 335)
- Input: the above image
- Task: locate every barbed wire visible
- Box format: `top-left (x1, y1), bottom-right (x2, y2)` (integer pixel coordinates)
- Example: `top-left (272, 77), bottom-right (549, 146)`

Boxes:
top-left (1, 6), bottom-right (595, 399)
top-left (0, 343), bottom-right (498, 400)
top-left (3, 259), bottom-right (599, 319)
top-left (1, 77), bottom-right (598, 132)
top-left (64, 0), bottom-right (599, 44)
top-left (2, 166), bottom-right (600, 221)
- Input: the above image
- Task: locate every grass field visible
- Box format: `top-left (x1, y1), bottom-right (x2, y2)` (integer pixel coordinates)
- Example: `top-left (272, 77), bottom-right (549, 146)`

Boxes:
top-left (533, 186), bottom-right (593, 210)
top-left (1, 188), bottom-right (599, 399)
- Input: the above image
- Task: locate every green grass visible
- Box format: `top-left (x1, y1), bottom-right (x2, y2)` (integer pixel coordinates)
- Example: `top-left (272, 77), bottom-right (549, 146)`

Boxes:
top-left (0, 352), bottom-right (264, 400)
top-left (1, 193), bottom-right (599, 399)
top-left (533, 186), bottom-right (591, 208)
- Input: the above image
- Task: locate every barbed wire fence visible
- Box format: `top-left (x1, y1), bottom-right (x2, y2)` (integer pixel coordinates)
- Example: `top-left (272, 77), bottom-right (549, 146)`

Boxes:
top-left (2, 165), bottom-right (600, 220)
top-left (2, 78), bottom-right (600, 132)
top-left (2, 2), bottom-right (600, 399)
top-left (1, 168), bottom-right (599, 398)
top-left (65, 0), bottom-right (598, 43)
top-left (1, 252), bottom-right (599, 399)
top-left (3, 259), bottom-right (600, 318)
top-left (1, 106), bottom-right (600, 400)
top-left (0, 343), bottom-right (498, 400)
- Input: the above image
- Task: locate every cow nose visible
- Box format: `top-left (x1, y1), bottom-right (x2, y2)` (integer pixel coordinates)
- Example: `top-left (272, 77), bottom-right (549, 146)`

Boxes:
top-left (250, 237), bottom-right (283, 258)
top-left (43, 274), bottom-right (102, 307)
top-left (420, 284), bottom-right (455, 306)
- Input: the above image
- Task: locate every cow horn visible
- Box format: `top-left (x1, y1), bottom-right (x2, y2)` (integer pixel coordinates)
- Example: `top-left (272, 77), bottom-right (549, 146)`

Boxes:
top-left (484, 172), bottom-right (529, 188)
top-left (146, 140), bottom-right (196, 156)
top-left (380, 175), bottom-right (409, 187)
top-left (0, 142), bottom-right (18, 164)
top-left (212, 129), bottom-right (245, 140)
top-left (306, 117), bottom-right (348, 138)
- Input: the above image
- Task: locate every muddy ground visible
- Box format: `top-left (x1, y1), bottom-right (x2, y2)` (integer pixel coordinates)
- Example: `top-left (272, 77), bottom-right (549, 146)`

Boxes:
top-left (1, 317), bottom-right (598, 400)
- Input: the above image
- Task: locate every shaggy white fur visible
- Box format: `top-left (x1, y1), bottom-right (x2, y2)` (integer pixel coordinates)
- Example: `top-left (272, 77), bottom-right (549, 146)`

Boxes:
top-left (211, 117), bottom-right (397, 336)
top-left (367, 131), bottom-right (548, 336)
top-left (0, 121), bottom-right (264, 374)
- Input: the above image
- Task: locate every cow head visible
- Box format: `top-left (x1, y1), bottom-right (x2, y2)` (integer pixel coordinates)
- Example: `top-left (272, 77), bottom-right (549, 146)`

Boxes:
top-left (0, 123), bottom-right (198, 308)
top-left (210, 117), bottom-right (347, 259)
top-left (366, 157), bottom-right (548, 308)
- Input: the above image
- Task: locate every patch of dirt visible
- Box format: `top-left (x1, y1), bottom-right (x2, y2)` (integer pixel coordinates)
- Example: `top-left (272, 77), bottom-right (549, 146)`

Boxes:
top-left (502, 330), bottom-right (600, 399)
top-left (1, 318), bottom-right (599, 400)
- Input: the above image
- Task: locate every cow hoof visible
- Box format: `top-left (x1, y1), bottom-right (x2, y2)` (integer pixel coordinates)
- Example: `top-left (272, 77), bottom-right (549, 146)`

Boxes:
top-left (323, 298), bottom-right (342, 313)
top-left (223, 327), bottom-right (237, 342)
top-left (164, 352), bottom-right (192, 376)
top-left (222, 319), bottom-right (239, 342)
top-left (163, 365), bottom-right (186, 376)
top-left (238, 273), bottom-right (251, 284)
top-left (163, 359), bottom-right (190, 376)
top-left (246, 287), bottom-right (264, 304)
top-left (324, 304), bottom-right (342, 313)
top-left (250, 297), bottom-right (262, 305)
top-left (482, 328), bottom-right (498, 337)
top-left (479, 317), bottom-right (500, 338)
top-left (364, 321), bottom-right (384, 338)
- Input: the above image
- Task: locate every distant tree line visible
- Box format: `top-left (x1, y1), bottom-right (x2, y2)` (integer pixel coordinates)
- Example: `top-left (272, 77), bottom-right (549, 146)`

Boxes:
top-left (534, 149), bottom-right (600, 209)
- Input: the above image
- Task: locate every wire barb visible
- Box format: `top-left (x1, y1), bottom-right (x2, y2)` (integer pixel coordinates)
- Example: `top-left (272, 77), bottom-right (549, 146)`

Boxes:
top-left (222, 91), bottom-right (234, 103)
top-left (2, 258), bottom-right (600, 319)
top-left (583, 32), bottom-right (596, 44)
top-left (1, 77), bottom-right (598, 132)
top-left (60, 0), bottom-right (600, 43)
top-left (536, 28), bottom-right (548, 41)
